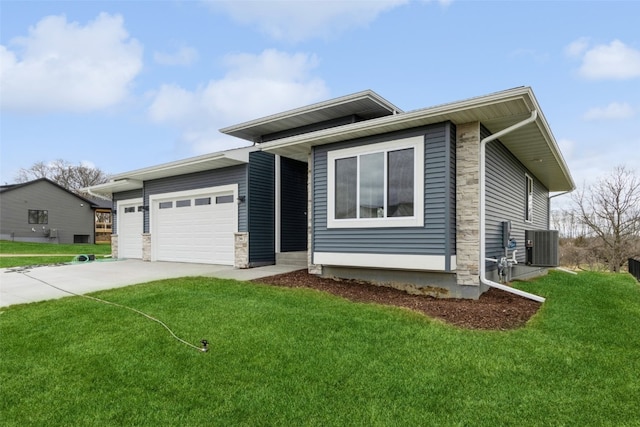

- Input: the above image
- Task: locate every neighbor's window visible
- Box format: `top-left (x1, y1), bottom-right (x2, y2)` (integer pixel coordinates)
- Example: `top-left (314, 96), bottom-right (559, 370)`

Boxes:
top-left (28, 209), bottom-right (48, 224)
top-left (525, 174), bottom-right (533, 222)
top-left (327, 136), bottom-right (424, 228)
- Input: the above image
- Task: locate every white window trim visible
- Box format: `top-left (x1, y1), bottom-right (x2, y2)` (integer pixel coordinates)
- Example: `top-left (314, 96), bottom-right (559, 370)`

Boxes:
top-left (525, 173), bottom-right (533, 223)
top-left (327, 136), bottom-right (425, 229)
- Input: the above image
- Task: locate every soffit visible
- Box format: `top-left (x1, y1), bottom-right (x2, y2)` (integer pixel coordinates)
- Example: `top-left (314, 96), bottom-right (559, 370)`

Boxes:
top-left (260, 87), bottom-right (574, 192)
top-left (87, 147), bottom-right (254, 196)
top-left (220, 90), bottom-right (402, 142)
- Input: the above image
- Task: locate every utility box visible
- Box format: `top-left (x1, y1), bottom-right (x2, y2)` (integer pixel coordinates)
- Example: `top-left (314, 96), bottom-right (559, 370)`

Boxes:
top-left (525, 230), bottom-right (559, 267)
top-left (502, 221), bottom-right (512, 248)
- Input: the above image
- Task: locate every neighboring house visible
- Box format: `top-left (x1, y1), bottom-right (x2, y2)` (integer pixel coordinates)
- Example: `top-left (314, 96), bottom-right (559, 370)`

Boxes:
top-left (88, 87), bottom-right (574, 299)
top-left (0, 178), bottom-right (111, 244)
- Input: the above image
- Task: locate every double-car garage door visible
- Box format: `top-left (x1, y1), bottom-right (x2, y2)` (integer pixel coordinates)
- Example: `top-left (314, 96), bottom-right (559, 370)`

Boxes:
top-left (117, 185), bottom-right (237, 265)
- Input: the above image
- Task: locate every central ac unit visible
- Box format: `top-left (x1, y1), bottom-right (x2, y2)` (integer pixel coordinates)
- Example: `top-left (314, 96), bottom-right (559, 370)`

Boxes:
top-left (525, 230), bottom-right (559, 267)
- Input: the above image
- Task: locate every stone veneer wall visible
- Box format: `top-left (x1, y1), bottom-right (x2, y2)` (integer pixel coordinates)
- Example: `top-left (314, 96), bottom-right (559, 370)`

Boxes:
top-left (455, 121), bottom-right (481, 287)
top-left (111, 234), bottom-right (118, 258)
top-left (142, 233), bottom-right (151, 261)
top-left (234, 232), bottom-right (249, 268)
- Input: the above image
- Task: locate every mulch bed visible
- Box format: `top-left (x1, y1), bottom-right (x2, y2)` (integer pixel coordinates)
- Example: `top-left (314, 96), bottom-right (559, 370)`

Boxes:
top-left (252, 269), bottom-right (541, 330)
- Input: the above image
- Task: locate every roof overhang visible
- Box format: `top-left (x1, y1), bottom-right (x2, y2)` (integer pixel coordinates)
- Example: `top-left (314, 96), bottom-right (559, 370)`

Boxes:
top-left (259, 87), bottom-right (575, 192)
top-left (220, 90), bottom-right (403, 142)
top-left (86, 146), bottom-right (255, 196)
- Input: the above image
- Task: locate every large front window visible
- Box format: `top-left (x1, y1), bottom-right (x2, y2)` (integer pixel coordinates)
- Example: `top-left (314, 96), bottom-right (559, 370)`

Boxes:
top-left (327, 136), bottom-right (424, 228)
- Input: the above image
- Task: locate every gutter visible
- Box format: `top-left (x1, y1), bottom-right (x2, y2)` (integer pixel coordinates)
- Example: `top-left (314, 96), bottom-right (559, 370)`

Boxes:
top-left (85, 187), bottom-right (112, 201)
top-left (479, 110), bottom-right (546, 303)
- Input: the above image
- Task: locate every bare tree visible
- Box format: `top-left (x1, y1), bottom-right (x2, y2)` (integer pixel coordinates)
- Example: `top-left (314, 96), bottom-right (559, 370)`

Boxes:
top-left (551, 208), bottom-right (592, 239)
top-left (16, 159), bottom-right (110, 196)
top-left (572, 165), bottom-right (640, 272)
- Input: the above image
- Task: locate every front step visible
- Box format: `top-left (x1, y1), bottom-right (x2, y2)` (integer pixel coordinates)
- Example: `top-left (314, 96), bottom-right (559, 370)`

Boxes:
top-left (276, 251), bottom-right (308, 267)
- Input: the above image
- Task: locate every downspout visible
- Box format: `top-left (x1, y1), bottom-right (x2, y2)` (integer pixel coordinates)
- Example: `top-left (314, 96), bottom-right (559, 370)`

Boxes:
top-left (479, 110), bottom-right (546, 303)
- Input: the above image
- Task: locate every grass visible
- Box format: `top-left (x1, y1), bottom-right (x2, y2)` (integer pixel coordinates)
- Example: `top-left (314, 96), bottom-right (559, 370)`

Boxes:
top-left (1, 271), bottom-right (639, 425)
top-left (0, 240), bottom-right (111, 268)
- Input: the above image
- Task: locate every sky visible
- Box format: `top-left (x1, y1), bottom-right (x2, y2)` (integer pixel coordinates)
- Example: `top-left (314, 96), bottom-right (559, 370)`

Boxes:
top-left (1, 0), bottom-right (639, 209)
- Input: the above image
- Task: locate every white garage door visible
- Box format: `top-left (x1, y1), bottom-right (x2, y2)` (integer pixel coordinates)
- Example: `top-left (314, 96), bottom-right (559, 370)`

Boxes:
top-left (151, 186), bottom-right (237, 265)
top-left (117, 198), bottom-right (143, 259)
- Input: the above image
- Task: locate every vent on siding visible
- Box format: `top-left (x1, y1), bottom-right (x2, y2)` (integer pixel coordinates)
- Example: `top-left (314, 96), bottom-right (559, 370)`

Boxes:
top-left (525, 230), bottom-right (559, 267)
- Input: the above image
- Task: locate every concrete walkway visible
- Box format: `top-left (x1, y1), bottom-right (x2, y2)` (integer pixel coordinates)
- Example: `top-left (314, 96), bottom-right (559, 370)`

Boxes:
top-left (0, 259), bottom-right (304, 308)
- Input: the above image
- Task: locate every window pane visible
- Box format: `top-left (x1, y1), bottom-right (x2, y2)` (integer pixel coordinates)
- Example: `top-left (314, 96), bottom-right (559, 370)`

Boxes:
top-left (176, 199), bottom-right (191, 208)
top-left (216, 195), bottom-right (234, 204)
top-left (359, 152), bottom-right (385, 218)
top-left (195, 197), bottom-right (211, 206)
top-left (159, 201), bottom-right (173, 209)
top-left (526, 176), bottom-right (533, 221)
top-left (28, 210), bottom-right (38, 224)
top-left (387, 148), bottom-right (414, 217)
top-left (335, 157), bottom-right (357, 219)
top-left (28, 209), bottom-right (48, 224)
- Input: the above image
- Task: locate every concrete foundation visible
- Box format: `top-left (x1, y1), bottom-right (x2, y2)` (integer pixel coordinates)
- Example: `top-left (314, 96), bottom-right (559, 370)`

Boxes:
top-left (321, 266), bottom-right (484, 299)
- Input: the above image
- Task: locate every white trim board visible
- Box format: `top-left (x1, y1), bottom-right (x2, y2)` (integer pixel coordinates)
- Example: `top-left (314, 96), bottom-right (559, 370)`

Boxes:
top-left (314, 252), bottom-right (456, 271)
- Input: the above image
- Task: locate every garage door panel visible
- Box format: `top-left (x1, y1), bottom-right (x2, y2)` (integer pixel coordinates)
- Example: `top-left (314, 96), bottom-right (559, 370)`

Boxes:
top-left (152, 188), bottom-right (236, 265)
top-left (118, 200), bottom-right (143, 259)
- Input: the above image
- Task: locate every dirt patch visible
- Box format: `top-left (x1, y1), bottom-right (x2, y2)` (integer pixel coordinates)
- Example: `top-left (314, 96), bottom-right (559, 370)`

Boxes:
top-left (252, 270), bottom-right (541, 330)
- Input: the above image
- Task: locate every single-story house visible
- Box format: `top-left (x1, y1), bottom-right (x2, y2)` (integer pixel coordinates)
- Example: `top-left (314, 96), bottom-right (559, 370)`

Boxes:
top-left (0, 178), bottom-right (112, 244)
top-left (88, 87), bottom-right (574, 299)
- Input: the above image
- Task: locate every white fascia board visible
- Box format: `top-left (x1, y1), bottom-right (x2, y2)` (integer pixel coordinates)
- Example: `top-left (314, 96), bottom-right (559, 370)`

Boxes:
top-left (314, 252), bottom-right (456, 271)
top-left (261, 86), bottom-right (574, 192)
top-left (109, 146), bottom-right (255, 182)
top-left (220, 90), bottom-right (403, 136)
top-left (85, 179), bottom-right (143, 195)
top-left (261, 87), bottom-right (535, 151)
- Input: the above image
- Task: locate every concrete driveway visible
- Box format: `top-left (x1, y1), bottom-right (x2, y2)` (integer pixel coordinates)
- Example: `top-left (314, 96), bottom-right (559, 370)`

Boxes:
top-left (0, 259), bottom-right (303, 308)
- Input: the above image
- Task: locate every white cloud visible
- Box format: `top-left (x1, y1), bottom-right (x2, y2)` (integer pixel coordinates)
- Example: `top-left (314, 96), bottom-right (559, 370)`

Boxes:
top-left (0, 13), bottom-right (142, 113)
top-left (206, 0), bottom-right (408, 42)
top-left (148, 49), bottom-right (329, 153)
top-left (583, 102), bottom-right (635, 121)
top-left (154, 46), bottom-right (198, 66)
top-left (567, 38), bottom-right (640, 80)
top-left (564, 37), bottom-right (589, 58)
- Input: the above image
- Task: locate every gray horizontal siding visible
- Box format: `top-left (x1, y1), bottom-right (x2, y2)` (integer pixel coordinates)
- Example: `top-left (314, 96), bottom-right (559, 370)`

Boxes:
top-left (0, 180), bottom-right (95, 244)
top-left (248, 151), bottom-right (275, 264)
top-left (447, 123), bottom-right (457, 256)
top-left (484, 125), bottom-right (549, 265)
top-left (313, 123), bottom-right (453, 256)
top-left (143, 165), bottom-right (248, 233)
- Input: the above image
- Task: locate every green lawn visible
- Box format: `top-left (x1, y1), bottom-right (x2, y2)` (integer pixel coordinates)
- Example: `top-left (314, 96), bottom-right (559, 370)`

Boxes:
top-left (1, 271), bottom-right (639, 426)
top-left (0, 240), bottom-right (112, 268)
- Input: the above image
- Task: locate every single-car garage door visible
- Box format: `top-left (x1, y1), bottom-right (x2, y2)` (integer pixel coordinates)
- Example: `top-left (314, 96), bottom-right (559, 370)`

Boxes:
top-left (117, 198), bottom-right (143, 259)
top-left (151, 186), bottom-right (237, 265)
